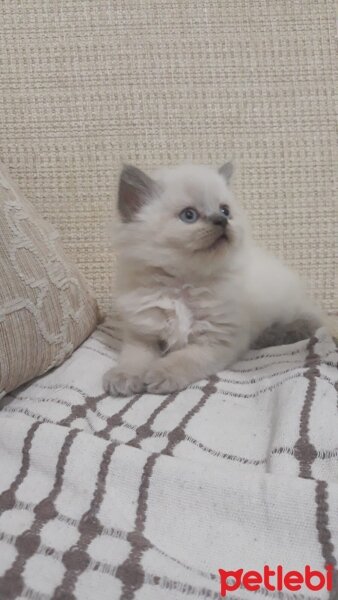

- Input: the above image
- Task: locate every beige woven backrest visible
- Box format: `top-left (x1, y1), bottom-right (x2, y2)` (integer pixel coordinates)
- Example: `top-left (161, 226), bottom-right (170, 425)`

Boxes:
top-left (0, 1), bottom-right (336, 320)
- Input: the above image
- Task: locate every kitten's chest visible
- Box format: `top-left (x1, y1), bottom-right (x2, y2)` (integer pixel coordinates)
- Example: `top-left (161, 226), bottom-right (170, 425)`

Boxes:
top-left (164, 283), bottom-right (220, 349)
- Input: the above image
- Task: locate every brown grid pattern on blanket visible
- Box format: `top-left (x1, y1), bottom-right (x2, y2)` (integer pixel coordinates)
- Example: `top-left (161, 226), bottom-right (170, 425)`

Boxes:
top-left (0, 324), bottom-right (337, 599)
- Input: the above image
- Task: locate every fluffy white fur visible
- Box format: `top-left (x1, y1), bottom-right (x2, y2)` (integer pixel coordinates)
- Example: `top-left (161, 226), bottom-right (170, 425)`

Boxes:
top-left (103, 163), bottom-right (322, 395)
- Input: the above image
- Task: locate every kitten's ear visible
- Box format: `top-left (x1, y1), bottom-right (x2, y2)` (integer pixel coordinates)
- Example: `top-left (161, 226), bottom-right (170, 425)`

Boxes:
top-left (118, 164), bottom-right (159, 221)
top-left (218, 162), bottom-right (234, 184)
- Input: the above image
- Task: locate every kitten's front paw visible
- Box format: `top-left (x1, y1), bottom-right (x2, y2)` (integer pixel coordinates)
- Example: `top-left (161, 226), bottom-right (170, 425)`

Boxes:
top-left (145, 364), bottom-right (187, 395)
top-left (103, 367), bottom-right (145, 396)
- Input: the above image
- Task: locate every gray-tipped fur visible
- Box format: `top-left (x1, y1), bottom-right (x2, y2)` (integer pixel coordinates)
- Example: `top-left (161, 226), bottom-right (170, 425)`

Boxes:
top-left (118, 164), bottom-right (159, 221)
top-left (219, 162), bottom-right (234, 184)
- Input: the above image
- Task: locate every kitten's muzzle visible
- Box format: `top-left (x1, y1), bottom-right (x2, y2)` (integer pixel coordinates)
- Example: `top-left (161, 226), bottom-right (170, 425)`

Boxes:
top-left (203, 213), bottom-right (230, 251)
top-left (208, 213), bottom-right (228, 228)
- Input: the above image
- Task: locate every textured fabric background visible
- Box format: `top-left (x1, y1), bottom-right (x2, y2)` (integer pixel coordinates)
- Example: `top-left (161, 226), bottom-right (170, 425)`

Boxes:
top-left (0, 1), bottom-right (336, 316)
top-left (0, 161), bottom-right (98, 397)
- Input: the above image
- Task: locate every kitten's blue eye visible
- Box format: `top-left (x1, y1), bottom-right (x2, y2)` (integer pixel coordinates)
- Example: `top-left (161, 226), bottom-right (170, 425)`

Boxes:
top-left (179, 207), bottom-right (199, 223)
top-left (220, 204), bottom-right (230, 218)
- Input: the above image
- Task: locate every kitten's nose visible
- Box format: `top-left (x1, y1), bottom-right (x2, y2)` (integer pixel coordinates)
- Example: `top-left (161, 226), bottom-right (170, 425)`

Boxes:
top-left (209, 213), bottom-right (228, 227)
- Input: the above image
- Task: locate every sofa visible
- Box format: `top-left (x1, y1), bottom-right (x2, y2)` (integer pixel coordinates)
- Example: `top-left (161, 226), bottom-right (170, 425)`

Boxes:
top-left (0, 2), bottom-right (337, 599)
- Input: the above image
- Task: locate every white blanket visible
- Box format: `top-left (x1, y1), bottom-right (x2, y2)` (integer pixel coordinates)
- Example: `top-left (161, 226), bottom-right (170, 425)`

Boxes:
top-left (0, 323), bottom-right (337, 599)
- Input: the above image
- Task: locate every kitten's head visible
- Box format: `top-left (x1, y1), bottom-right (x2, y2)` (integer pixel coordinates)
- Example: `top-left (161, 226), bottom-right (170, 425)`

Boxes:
top-left (115, 163), bottom-right (249, 278)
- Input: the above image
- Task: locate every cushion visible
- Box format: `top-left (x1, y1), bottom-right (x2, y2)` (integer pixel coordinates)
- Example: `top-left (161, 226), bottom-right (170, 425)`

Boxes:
top-left (0, 161), bottom-right (98, 397)
top-left (0, 322), bottom-right (337, 598)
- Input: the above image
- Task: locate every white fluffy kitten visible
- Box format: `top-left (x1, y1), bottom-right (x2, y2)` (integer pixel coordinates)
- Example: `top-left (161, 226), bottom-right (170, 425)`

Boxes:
top-left (103, 163), bottom-right (322, 395)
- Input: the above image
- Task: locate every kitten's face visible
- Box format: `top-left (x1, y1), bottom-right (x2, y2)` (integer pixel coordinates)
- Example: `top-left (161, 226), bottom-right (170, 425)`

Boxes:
top-left (116, 163), bottom-right (248, 277)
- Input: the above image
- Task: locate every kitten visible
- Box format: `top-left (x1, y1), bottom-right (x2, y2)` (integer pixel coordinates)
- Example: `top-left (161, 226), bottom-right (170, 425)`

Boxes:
top-left (103, 163), bottom-right (322, 395)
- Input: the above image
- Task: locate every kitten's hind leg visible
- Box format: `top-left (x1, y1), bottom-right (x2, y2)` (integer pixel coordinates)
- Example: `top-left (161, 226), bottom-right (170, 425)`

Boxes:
top-left (103, 335), bottom-right (159, 396)
top-left (251, 316), bottom-right (322, 349)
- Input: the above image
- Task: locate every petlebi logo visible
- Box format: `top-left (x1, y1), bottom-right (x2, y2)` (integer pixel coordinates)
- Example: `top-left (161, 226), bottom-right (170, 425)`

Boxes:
top-left (218, 565), bottom-right (334, 596)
